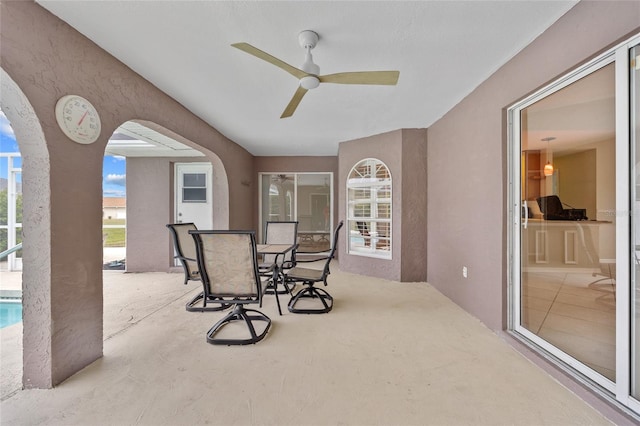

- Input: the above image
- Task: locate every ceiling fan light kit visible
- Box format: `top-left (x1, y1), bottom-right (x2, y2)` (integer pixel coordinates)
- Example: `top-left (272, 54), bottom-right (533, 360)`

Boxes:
top-left (232, 29), bottom-right (400, 118)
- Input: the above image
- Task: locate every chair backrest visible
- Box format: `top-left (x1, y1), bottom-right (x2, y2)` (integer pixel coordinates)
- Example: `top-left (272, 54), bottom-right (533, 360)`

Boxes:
top-left (190, 230), bottom-right (263, 300)
top-left (321, 220), bottom-right (344, 276)
top-left (537, 195), bottom-right (564, 216)
top-left (356, 221), bottom-right (369, 236)
top-left (166, 223), bottom-right (199, 279)
top-left (264, 221), bottom-right (298, 266)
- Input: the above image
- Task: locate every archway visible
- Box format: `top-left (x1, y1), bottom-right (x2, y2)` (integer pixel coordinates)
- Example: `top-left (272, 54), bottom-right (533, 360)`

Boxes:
top-left (133, 120), bottom-right (229, 229)
top-left (0, 68), bottom-right (53, 389)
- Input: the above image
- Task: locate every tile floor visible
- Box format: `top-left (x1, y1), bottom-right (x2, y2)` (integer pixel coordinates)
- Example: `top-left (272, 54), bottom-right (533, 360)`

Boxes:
top-left (522, 270), bottom-right (616, 380)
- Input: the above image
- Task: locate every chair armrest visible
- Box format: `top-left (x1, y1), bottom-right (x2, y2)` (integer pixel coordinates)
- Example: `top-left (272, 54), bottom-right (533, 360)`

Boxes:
top-left (296, 247), bottom-right (329, 255)
top-left (295, 256), bottom-right (329, 263)
top-left (174, 255), bottom-right (197, 263)
top-left (258, 263), bottom-right (275, 275)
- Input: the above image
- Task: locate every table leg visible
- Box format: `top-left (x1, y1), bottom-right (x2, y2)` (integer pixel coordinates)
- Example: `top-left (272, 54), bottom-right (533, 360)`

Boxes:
top-left (272, 265), bottom-right (282, 316)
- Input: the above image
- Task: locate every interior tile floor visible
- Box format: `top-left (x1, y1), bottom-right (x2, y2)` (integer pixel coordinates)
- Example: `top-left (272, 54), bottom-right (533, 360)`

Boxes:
top-left (522, 270), bottom-right (617, 381)
top-left (0, 266), bottom-right (619, 425)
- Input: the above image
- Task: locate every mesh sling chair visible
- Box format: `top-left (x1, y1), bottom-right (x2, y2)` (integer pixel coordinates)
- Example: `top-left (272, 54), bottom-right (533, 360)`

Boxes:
top-left (259, 221), bottom-right (299, 295)
top-left (190, 230), bottom-right (271, 345)
top-left (284, 220), bottom-right (343, 314)
top-left (166, 223), bottom-right (229, 312)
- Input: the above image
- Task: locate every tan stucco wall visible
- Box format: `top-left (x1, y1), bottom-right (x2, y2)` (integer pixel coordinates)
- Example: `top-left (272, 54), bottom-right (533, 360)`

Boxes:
top-left (0, 1), bottom-right (253, 387)
top-left (400, 129), bottom-right (428, 282)
top-left (126, 157), bottom-right (174, 273)
top-left (338, 129), bottom-right (427, 282)
top-left (426, 0), bottom-right (640, 331)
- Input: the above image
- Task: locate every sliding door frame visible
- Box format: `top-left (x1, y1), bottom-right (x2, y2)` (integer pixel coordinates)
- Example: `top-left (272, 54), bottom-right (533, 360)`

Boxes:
top-left (508, 33), bottom-right (640, 415)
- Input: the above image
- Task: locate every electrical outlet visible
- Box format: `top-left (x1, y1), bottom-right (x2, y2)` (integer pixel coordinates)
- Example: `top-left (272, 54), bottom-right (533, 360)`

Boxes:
top-left (462, 266), bottom-right (468, 278)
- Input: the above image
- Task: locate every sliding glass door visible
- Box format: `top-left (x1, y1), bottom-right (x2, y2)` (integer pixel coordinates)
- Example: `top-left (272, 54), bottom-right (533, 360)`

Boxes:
top-left (510, 35), bottom-right (640, 415)
top-left (519, 61), bottom-right (616, 383)
top-left (632, 43), bottom-right (640, 406)
top-left (259, 173), bottom-right (333, 251)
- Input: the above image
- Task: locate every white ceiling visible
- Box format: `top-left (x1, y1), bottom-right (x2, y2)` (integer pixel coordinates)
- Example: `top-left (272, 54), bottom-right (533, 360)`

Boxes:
top-left (37, 0), bottom-right (578, 156)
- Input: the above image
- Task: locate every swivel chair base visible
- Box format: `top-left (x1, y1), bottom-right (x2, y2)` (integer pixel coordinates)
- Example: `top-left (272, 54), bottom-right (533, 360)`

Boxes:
top-left (206, 305), bottom-right (271, 345)
top-left (288, 286), bottom-right (333, 314)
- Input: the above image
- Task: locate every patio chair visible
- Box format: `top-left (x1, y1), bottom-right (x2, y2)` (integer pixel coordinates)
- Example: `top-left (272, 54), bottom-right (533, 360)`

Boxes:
top-left (356, 221), bottom-right (370, 246)
top-left (589, 262), bottom-right (616, 290)
top-left (259, 221), bottom-right (299, 294)
top-left (166, 223), bottom-right (229, 312)
top-left (536, 195), bottom-right (587, 221)
top-left (190, 230), bottom-right (271, 345)
top-left (284, 220), bottom-right (343, 314)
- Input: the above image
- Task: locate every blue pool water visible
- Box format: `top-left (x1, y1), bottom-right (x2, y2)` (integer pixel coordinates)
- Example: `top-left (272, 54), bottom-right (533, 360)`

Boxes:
top-left (0, 302), bottom-right (22, 329)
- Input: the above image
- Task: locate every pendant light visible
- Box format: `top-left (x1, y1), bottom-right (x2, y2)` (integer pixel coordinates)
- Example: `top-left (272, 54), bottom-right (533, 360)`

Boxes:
top-left (542, 137), bottom-right (556, 177)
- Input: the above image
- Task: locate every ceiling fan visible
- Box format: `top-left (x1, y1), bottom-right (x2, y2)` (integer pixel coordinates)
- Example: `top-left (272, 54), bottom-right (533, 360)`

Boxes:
top-left (232, 30), bottom-right (400, 118)
top-left (272, 174), bottom-right (294, 184)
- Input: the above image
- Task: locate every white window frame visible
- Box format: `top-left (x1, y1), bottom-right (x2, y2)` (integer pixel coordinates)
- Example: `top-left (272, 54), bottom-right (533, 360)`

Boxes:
top-left (346, 158), bottom-right (392, 259)
top-left (258, 172), bottom-right (334, 244)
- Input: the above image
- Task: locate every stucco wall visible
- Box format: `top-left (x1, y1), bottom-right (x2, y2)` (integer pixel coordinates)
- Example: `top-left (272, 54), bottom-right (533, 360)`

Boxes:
top-left (126, 157), bottom-right (173, 272)
top-left (126, 155), bottom-right (234, 273)
top-left (0, 69), bottom-right (53, 389)
top-left (400, 129), bottom-right (428, 282)
top-left (339, 130), bottom-right (403, 280)
top-left (339, 129), bottom-right (428, 282)
top-left (0, 1), bottom-right (254, 387)
top-left (426, 0), bottom-right (640, 331)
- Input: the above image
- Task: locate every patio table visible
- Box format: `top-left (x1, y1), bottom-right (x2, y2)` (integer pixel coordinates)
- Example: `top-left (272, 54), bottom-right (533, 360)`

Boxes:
top-left (257, 244), bottom-right (295, 316)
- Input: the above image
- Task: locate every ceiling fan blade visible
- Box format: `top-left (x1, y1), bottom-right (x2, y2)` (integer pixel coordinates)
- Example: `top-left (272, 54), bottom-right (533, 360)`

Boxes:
top-left (231, 43), bottom-right (307, 79)
top-left (281, 86), bottom-right (308, 118)
top-left (319, 71), bottom-right (400, 85)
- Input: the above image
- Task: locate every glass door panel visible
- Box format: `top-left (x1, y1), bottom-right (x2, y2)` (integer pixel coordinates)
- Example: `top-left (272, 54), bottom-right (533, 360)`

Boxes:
top-left (631, 44), bottom-right (640, 401)
top-left (259, 173), bottom-right (332, 250)
top-left (296, 174), bottom-right (331, 251)
top-left (260, 174), bottom-right (294, 228)
top-left (519, 62), bottom-right (617, 382)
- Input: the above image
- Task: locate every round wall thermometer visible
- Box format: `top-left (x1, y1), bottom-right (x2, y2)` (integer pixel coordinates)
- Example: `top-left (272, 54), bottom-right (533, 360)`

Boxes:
top-left (55, 95), bottom-right (102, 144)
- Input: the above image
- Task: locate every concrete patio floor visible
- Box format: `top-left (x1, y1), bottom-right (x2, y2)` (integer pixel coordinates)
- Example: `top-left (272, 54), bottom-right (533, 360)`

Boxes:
top-left (0, 264), bottom-right (621, 425)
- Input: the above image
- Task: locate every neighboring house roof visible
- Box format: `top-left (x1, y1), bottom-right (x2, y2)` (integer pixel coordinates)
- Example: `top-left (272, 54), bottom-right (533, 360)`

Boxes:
top-left (103, 197), bottom-right (126, 208)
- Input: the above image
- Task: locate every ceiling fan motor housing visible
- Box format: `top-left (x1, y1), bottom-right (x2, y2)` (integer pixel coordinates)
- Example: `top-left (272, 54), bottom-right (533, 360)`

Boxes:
top-left (298, 30), bottom-right (319, 49)
top-left (298, 30), bottom-right (321, 89)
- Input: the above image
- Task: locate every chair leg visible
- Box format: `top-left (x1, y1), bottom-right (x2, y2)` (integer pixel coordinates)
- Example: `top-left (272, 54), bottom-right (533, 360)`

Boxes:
top-left (186, 292), bottom-right (231, 312)
top-left (206, 305), bottom-right (271, 345)
top-left (288, 284), bottom-right (333, 314)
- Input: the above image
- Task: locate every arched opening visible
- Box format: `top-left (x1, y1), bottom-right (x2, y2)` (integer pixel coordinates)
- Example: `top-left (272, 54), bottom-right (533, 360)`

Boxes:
top-left (103, 119), bottom-right (228, 274)
top-left (0, 67), bottom-right (52, 391)
top-left (100, 120), bottom-right (231, 340)
top-left (0, 70), bottom-right (233, 397)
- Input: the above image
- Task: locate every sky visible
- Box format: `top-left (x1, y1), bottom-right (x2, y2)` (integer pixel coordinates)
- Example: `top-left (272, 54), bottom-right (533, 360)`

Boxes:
top-left (0, 109), bottom-right (126, 197)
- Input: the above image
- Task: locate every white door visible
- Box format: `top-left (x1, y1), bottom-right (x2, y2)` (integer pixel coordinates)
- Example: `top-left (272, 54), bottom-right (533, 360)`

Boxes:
top-left (175, 163), bottom-right (213, 229)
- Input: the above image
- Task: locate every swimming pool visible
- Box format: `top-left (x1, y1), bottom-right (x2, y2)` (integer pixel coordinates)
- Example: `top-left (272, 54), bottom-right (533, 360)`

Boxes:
top-left (0, 301), bottom-right (22, 329)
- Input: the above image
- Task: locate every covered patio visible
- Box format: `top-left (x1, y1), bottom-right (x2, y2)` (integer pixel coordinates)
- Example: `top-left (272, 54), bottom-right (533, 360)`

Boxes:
top-left (0, 267), bottom-right (610, 425)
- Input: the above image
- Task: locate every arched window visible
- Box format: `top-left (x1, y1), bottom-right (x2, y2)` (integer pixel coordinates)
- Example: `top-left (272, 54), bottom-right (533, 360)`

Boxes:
top-left (347, 158), bottom-right (391, 258)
